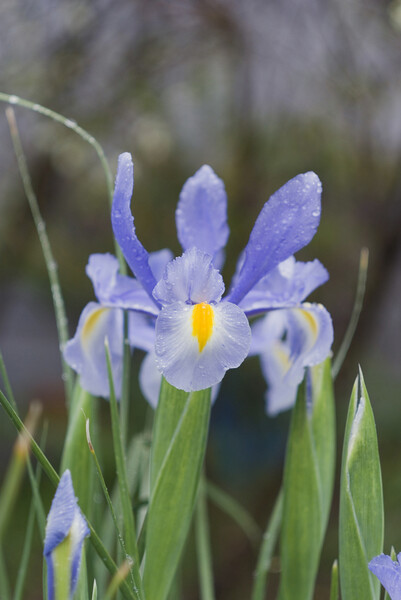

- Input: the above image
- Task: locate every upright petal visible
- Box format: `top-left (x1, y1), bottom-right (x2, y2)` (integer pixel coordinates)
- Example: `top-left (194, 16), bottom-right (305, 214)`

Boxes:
top-left (154, 300), bottom-right (251, 392)
top-left (111, 153), bottom-right (158, 301)
top-left (252, 303), bottom-right (333, 415)
top-left (44, 470), bottom-right (90, 600)
top-left (176, 165), bottom-right (229, 259)
top-left (153, 247), bottom-right (224, 306)
top-left (239, 257), bottom-right (329, 315)
top-left (63, 303), bottom-right (125, 399)
top-left (227, 172), bottom-right (322, 305)
top-left (369, 553), bottom-right (401, 600)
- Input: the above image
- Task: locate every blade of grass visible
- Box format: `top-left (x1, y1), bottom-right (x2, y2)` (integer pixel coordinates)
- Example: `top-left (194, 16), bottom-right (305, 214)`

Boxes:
top-left (251, 488), bottom-right (283, 600)
top-left (332, 248), bottom-right (369, 378)
top-left (14, 454), bottom-right (44, 600)
top-left (330, 560), bottom-right (339, 600)
top-left (207, 481), bottom-right (261, 544)
top-left (0, 92), bottom-right (125, 270)
top-left (105, 341), bottom-right (144, 599)
top-left (0, 389), bottom-right (138, 600)
top-left (0, 401), bottom-right (42, 541)
top-left (0, 544), bottom-right (11, 600)
top-left (5, 108), bottom-right (74, 403)
top-left (0, 350), bottom-right (17, 412)
top-left (86, 418), bottom-right (128, 560)
top-left (195, 476), bottom-right (215, 600)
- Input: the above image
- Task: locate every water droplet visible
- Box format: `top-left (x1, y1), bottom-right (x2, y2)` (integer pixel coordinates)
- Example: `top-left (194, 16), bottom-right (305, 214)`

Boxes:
top-left (8, 95), bottom-right (18, 104)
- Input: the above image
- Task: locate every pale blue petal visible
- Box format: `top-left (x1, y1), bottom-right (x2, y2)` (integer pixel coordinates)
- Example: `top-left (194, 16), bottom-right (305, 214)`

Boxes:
top-left (44, 470), bottom-right (76, 557)
top-left (139, 350), bottom-right (220, 409)
top-left (139, 350), bottom-right (162, 409)
top-left (369, 554), bottom-right (401, 600)
top-left (153, 247), bottom-right (224, 306)
top-left (252, 303), bottom-right (333, 415)
top-left (63, 303), bottom-right (125, 399)
top-left (111, 153), bottom-right (158, 301)
top-left (239, 257), bottom-right (329, 315)
top-left (86, 253), bottom-right (158, 316)
top-left (44, 470), bottom-right (89, 600)
top-left (154, 300), bottom-right (251, 392)
top-left (227, 172), bottom-right (322, 304)
top-left (176, 165), bottom-right (229, 258)
top-left (148, 248), bottom-right (174, 281)
top-left (129, 312), bottom-right (155, 352)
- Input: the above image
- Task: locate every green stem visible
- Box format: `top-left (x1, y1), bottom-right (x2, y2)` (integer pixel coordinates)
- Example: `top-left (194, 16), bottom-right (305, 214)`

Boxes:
top-left (195, 477), bottom-right (215, 600)
top-left (332, 247), bottom-right (369, 379)
top-left (5, 108), bottom-right (74, 404)
top-left (207, 480), bottom-right (260, 544)
top-left (105, 341), bottom-right (144, 599)
top-left (0, 389), bottom-right (137, 600)
top-left (251, 488), bottom-right (283, 600)
top-left (0, 92), bottom-right (125, 271)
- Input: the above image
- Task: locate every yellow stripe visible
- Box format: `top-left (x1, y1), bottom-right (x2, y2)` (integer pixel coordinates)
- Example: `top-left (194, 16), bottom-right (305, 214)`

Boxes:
top-left (192, 303), bottom-right (214, 352)
top-left (81, 308), bottom-right (107, 346)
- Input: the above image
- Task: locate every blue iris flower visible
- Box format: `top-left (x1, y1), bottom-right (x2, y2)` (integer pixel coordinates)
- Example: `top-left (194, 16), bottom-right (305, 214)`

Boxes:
top-left (64, 153), bottom-right (333, 413)
top-left (369, 552), bottom-right (401, 600)
top-left (44, 470), bottom-right (90, 600)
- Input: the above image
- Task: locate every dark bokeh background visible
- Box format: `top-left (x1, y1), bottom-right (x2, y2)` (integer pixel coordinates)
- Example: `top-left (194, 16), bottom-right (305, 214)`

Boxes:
top-left (1, 1), bottom-right (401, 598)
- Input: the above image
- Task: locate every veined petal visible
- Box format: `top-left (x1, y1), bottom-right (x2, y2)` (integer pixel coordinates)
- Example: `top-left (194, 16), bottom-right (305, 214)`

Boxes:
top-left (44, 470), bottom-right (90, 600)
top-left (176, 165), bottom-right (229, 259)
top-left (369, 553), bottom-right (401, 600)
top-left (227, 172), bottom-right (322, 305)
top-left (154, 300), bottom-right (251, 392)
top-left (139, 350), bottom-right (220, 409)
top-left (63, 303), bottom-right (125, 399)
top-left (239, 257), bottom-right (329, 315)
top-left (86, 253), bottom-right (159, 316)
top-left (252, 303), bottom-right (333, 415)
top-left (153, 247), bottom-right (224, 306)
top-left (111, 153), bottom-right (158, 301)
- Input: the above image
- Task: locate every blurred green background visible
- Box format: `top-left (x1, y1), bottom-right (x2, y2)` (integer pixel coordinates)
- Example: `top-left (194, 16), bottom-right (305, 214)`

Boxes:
top-left (1, 1), bottom-right (401, 598)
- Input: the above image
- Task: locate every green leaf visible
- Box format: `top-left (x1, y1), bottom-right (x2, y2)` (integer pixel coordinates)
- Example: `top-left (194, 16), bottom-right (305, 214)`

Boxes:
top-left (278, 358), bottom-right (336, 600)
top-left (251, 488), bottom-right (283, 600)
top-left (105, 342), bottom-right (144, 599)
top-left (144, 380), bottom-right (211, 600)
top-left (195, 476), bottom-right (215, 600)
top-left (330, 560), bottom-right (339, 600)
top-left (60, 382), bottom-right (95, 515)
top-left (339, 368), bottom-right (383, 600)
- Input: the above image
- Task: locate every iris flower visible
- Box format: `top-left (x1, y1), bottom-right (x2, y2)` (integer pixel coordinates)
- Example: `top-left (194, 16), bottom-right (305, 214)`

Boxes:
top-left (369, 552), bottom-right (401, 600)
top-left (44, 470), bottom-right (90, 600)
top-left (248, 256), bottom-right (333, 415)
top-left (108, 153), bottom-right (332, 399)
top-left (64, 153), bottom-right (332, 410)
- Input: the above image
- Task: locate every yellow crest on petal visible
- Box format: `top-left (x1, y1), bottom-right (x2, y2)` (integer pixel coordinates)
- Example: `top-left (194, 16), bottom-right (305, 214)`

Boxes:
top-left (82, 307), bottom-right (108, 347)
top-left (192, 302), bottom-right (214, 352)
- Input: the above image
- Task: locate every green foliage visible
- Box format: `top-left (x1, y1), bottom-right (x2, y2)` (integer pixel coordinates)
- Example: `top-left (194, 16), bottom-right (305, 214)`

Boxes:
top-left (278, 358), bottom-right (336, 600)
top-left (143, 379), bottom-right (212, 600)
top-left (339, 369), bottom-right (384, 600)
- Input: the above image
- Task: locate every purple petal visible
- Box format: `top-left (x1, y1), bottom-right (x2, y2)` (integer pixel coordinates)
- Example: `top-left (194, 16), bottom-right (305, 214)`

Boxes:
top-left (86, 253), bottom-right (159, 316)
top-left (153, 247), bottom-right (224, 306)
top-left (63, 303), bottom-right (125, 399)
top-left (129, 311), bottom-right (156, 352)
top-left (154, 300), bottom-right (251, 392)
top-left (111, 153), bottom-right (158, 302)
top-left (369, 553), bottom-right (401, 600)
top-left (176, 165), bottom-right (229, 258)
top-left (239, 257), bottom-right (329, 315)
top-left (251, 303), bottom-right (333, 415)
top-left (44, 470), bottom-right (90, 600)
top-left (227, 172), bottom-right (322, 305)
